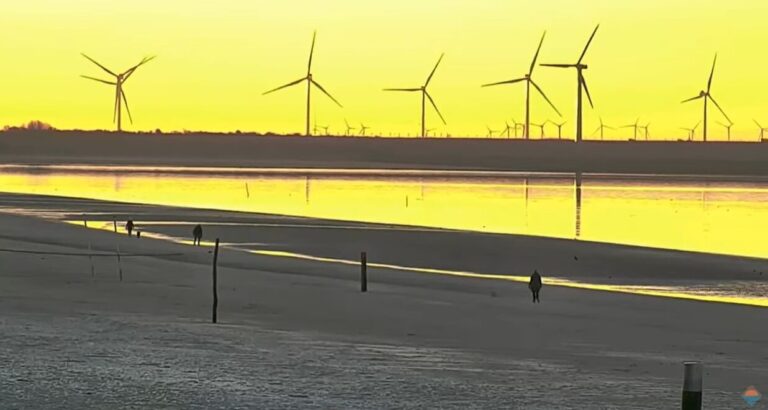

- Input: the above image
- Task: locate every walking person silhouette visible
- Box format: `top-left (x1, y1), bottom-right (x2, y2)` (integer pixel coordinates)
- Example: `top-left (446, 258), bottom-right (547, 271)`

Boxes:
top-left (529, 270), bottom-right (543, 303)
top-left (192, 224), bottom-right (203, 246)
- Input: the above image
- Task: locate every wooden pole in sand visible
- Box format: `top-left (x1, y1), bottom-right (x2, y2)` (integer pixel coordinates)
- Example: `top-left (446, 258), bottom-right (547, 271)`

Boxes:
top-left (360, 252), bottom-right (368, 292)
top-left (88, 242), bottom-right (95, 280)
top-left (113, 220), bottom-right (118, 233)
top-left (682, 361), bottom-right (703, 410)
top-left (116, 244), bottom-right (123, 282)
top-left (212, 238), bottom-right (220, 324)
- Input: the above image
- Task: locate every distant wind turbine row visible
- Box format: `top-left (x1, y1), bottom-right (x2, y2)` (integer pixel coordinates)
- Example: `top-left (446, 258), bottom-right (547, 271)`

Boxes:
top-left (79, 27), bottom-right (745, 141)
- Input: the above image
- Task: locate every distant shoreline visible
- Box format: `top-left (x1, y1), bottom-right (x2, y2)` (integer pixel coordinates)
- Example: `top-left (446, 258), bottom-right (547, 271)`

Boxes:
top-left (2, 130), bottom-right (768, 176)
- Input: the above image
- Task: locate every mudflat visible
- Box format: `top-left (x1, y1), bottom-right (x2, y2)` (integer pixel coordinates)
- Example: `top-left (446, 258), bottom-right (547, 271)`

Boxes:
top-left (0, 196), bottom-right (766, 408)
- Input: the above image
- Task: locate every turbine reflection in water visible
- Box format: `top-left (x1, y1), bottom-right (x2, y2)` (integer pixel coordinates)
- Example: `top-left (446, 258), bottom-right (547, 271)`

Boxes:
top-left (2, 167), bottom-right (768, 258)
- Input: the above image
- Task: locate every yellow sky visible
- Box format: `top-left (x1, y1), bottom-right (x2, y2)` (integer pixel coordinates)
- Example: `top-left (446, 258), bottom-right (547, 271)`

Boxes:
top-left (1, 0), bottom-right (767, 140)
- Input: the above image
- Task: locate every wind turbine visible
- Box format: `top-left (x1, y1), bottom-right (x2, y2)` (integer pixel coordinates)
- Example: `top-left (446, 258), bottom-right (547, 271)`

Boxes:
top-left (680, 121), bottom-right (701, 141)
top-left (640, 122), bottom-right (651, 140)
top-left (486, 125), bottom-right (498, 138)
top-left (482, 32), bottom-right (560, 139)
top-left (622, 118), bottom-right (641, 140)
top-left (682, 54), bottom-right (731, 142)
top-left (531, 122), bottom-right (546, 139)
top-left (344, 119), bottom-right (356, 136)
top-left (549, 120), bottom-right (567, 139)
top-left (321, 125), bottom-right (330, 136)
top-left (500, 122), bottom-right (513, 138)
top-left (512, 119), bottom-right (525, 138)
top-left (360, 123), bottom-right (370, 136)
top-left (425, 128), bottom-right (436, 137)
top-left (541, 25), bottom-right (600, 142)
top-left (754, 120), bottom-right (768, 141)
top-left (591, 117), bottom-right (614, 140)
top-left (80, 54), bottom-right (155, 132)
top-left (384, 54), bottom-right (447, 138)
top-left (717, 121), bottom-right (733, 141)
top-left (263, 31), bottom-right (342, 136)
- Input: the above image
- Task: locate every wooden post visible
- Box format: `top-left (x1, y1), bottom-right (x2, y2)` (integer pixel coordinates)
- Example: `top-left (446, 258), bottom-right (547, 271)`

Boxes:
top-left (682, 361), bottom-right (703, 410)
top-left (113, 220), bottom-right (117, 233)
top-left (84, 219), bottom-right (88, 227)
top-left (88, 242), bottom-right (94, 280)
top-left (360, 251), bottom-right (368, 292)
top-left (212, 238), bottom-right (220, 324)
top-left (245, 182), bottom-right (250, 198)
top-left (116, 244), bottom-right (123, 282)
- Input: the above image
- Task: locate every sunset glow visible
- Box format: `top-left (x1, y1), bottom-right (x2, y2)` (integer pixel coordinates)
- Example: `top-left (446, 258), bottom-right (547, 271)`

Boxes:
top-left (2, 0), bottom-right (768, 140)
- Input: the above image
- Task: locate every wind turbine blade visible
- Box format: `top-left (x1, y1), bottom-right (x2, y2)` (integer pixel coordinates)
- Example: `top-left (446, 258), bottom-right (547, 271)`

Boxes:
top-left (81, 53), bottom-right (117, 77)
top-left (694, 121), bottom-right (701, 131)
top-left (754, 119), bottom-right (763, 128)
top-left (529, 31), bottom-right (546, 76)
top-left (383, 88), bottom-right (421, 92)
top-left (481, 77), bottom-right (526, 87)
top-left (424, 53), bottom-right (444, 87)
top-left (591, 126), bottom-right (601, 136)
top-left (263, 77), bottom-right (306, 95)
top-left (123, 55), bottom-right (156, 80)
top-left (605, 126), bottom-right (615, 130)
top-left (580, 74), bottom-right (594, 108)
top-left (578, 24), bottom-right (600, 64)
top-left (311, 79), bottom-right (343, 107)
top-left (121, 89), bottom-right (133, 124)
top-left (708, 94), bottom-right (731, 124)
top-left (81, 75), bottom-right (116, 85)
top-left (530, 80), bottom-right (561, 116)
top-left (308, 31), bottom-right (317, 75)
top-left (707, 53), bottom-right (717, 93)
top-left (540, 63), bottom-right (573, 68)
top-left (681, 95), bottom-right (704, 103)
top-left (424, 91), bottom-right (446, 125)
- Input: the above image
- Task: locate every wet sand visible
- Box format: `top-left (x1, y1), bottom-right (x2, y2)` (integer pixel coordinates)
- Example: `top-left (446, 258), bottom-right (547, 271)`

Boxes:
top-left (1, 194), bottom-right (767, 408)
top-left (3, 131), bottom-right (768, 176)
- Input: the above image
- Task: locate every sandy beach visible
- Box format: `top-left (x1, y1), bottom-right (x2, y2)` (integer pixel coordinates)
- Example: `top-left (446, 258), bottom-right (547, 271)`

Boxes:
top-left (1, 193), bottom-right (767, 408)
top-left (3, 131), bottom-right (768, 176)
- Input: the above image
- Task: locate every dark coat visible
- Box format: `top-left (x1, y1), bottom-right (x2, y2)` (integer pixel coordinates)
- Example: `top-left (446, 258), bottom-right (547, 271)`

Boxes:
top-left (193, 224), bottom-right (203, 238)
top-left (529, 271), bottom-right (542, 291)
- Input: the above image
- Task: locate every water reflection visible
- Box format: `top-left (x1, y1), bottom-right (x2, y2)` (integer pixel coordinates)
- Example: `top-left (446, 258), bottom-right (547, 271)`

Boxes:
top-left (1, 167), bottom-right (768, 258)
top-left (575, 173), bottom-right (582, 238)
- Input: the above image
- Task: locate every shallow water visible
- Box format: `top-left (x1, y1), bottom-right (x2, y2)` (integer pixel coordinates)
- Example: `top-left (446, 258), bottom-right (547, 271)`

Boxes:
top-left (1, 165), bottom-right (766, 259)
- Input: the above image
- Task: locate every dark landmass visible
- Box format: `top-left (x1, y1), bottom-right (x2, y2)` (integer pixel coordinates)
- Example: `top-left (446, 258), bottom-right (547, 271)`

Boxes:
top-left (1, 130), bottom-right (767, 176)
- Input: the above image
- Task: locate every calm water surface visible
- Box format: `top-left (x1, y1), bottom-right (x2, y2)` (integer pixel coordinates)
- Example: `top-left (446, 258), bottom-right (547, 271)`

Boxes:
top-left (1, 166), bottom-right (767, 259)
